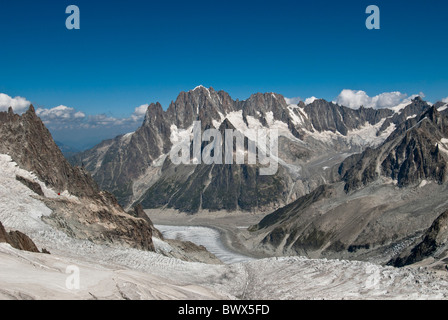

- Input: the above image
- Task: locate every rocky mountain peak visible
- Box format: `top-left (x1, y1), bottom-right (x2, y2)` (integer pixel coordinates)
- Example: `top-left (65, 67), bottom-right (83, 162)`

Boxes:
top-left (27, 104), bottom-right (36, 114)
top-left (165, 86), bottom-right (236, 129)
top-left (239, 92), bottom-right (290, 126)
top-left (143, 102), bottom-right (164, 126)
top-left (0, 105), bottom-right (99, 197)
top-left (0, 107), bottom-right (156, 252)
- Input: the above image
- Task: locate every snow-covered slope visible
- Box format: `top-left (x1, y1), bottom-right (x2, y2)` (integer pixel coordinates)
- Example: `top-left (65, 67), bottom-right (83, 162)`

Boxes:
top-left (2, 154), bottom-right (448, 300)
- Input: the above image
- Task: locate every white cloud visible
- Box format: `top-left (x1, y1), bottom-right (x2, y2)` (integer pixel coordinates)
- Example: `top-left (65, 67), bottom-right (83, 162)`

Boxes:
top-left (36, 105), bottom-right (86, 129)
top-left (305, 96), bottom-right (318, 105)
top-left (35, 103), bottom-right (149, 130)
top-left (130, 104), bottom-right (149, 121)
top-left (134, 104), bottom-right (149, 116)
top-left (442, 97), bottom-right (448, 103)
top-left (0, 93), bottom-right (31, 113)
top-left (284, 97), bottom-right (302, 105)
top-left (80, 104), bottom-right (149, 129)
top-left (334, 89), bottom-right (423, 110)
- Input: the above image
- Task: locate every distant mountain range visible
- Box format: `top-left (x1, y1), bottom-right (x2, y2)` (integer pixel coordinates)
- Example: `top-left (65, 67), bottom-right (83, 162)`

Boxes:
top-left (70, 87), bottom-right (445, 213)
top-left (55, 141), bottom-right (80, 158)
top-left (69, 86), bottom-right (448, 267)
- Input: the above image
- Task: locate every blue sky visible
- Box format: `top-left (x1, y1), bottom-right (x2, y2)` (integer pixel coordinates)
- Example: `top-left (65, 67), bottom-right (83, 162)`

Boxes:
top-left (0, 0), bottom-right (447, 148)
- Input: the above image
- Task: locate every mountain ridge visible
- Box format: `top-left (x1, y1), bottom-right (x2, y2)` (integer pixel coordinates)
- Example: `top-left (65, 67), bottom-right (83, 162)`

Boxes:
top-left (0, 106), bottom-right (156, 251)
top-left (71, 88), bottom-right (439, 214)
top-left (247, 103), bottom-right (448, 266)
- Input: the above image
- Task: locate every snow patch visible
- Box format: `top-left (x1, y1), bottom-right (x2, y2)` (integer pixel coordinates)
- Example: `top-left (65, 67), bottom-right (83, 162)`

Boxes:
top-left (212, 112), bottom-right (225, 129)
top-left (0, 154), bottom-right (54, 237)
top-left (418, 180), bottom-right (428, 188)
top-left (287, 105), bottom-right (304, 126)
top-left (437, 104), bottom-right (448, 112)
top-left (120, 132), bottom-right (134, 144)
top-left (437, 139), bottom-right (448, 156)
top-left (304, 120), bottom-right (395, 148)
top-left (390, 101), bottom-right (412, 114)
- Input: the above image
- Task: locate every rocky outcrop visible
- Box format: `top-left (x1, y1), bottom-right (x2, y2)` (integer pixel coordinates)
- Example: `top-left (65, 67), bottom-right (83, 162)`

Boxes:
top-left (0, 221), bottom-right (40, 253)
top-left (162, 239), bottom-right (222, 264)
top-left (0, 106), bottom-right (98, 197)
top-left (40, 192), bottom-right (155, 251)
top-left (340, 104), bottom-right (448, 192)
top-left (15, 175), bottom-right (44, 196)
top-left (303, 100), bottom-right (393, 136)
top-left (129, 204), bottom-right (163, 239)
top-left (0, 107), bottom-right (156, 252)
top-left (390, 210), bottom-right (448, 267)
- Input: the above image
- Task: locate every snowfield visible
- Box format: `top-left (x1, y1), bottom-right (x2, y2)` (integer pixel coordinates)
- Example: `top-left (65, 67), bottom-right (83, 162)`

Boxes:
top-left (1, 153), bottom-right (448, 300)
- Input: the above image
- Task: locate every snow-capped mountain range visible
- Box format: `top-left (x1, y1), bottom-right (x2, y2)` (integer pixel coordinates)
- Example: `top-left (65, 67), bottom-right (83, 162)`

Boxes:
top-left (71, 86), bottom-right (447, 214)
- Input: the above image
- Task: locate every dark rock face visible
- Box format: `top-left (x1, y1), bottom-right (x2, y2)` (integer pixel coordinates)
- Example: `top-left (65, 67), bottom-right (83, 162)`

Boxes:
top-left (303, 100), bottom-right (393, 136)
top-left (40, 192), bottom-right (155, 251)
top-left (250, 184), bottom-right (333, 232)
top-left (15, 175), bottom-right (44, 197)
top-left (140, 162), bottom-right (288, 214)
top-left (340, 104), bottom-right (448, 192)
top-left (390, 210), bottom-right (448, 267)
top-left (0, 221), bottom-right (40, 253)
top-left (137, 118), bottom-right (288, 214)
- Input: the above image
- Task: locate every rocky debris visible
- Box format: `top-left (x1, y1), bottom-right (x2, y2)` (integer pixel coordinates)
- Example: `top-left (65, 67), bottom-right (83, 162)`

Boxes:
top-left (162, 239), bottom-right (223, 264)
top-left (0, 221), bottom-right (40, 253)
top-left (250, 184), bottom-right (333, 233)
top-left (137, 118), bottom-right (289, 214)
